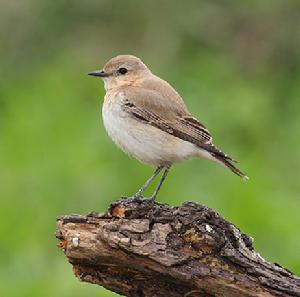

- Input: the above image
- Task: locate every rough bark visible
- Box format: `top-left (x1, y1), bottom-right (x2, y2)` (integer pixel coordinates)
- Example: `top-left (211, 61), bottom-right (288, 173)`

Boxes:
top-left (55, 198), bottom-right (300, 297)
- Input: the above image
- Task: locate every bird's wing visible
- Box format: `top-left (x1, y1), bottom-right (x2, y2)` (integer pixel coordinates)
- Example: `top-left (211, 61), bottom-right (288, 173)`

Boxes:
top-left (122, 87), bottom-right (235, 161)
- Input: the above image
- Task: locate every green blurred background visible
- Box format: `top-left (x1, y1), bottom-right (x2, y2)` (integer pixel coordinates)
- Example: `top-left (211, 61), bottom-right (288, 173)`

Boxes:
top-left (1, 1), bottom-right (300, 296)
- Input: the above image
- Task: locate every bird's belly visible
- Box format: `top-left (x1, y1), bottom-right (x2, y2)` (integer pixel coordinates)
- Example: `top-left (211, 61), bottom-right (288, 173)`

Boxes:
top-left (102, 104), bottom-right (198, 166)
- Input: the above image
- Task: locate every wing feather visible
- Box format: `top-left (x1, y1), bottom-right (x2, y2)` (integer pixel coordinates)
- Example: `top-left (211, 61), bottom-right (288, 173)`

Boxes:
top-left (122, 93), bottom-right (234, 162)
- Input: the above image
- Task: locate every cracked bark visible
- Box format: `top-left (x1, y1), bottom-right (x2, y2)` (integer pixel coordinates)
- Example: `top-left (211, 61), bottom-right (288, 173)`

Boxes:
top-left (55, 198), bottom-right (300, 297)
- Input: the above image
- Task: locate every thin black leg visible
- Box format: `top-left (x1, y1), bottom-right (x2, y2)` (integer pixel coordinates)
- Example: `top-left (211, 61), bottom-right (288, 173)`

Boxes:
top-left (150, 165), bottom-right (171, 200)
top-left (134, 166), bottom-right (163, 199)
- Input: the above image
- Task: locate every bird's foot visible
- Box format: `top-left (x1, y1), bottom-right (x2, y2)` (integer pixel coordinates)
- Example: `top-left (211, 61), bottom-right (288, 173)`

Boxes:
top-left (149, 194), bottom-right (157, 201)
top-left (120, 194), bottom-right (145, 203)
top-left (132, 194), bottom-right (145, 202)
top-left (119, 194), bottom-right (156, 205)
top-left (133, 194), bottom-right (156, 204)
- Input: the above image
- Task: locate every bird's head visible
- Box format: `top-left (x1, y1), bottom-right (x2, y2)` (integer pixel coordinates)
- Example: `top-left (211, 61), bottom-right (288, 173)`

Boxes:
top-left (88, 55), bottom-right (150, 91)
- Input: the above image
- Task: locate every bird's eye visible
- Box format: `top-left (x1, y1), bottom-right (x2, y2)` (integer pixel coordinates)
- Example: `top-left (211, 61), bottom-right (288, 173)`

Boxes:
top-left (118, 67), bottom-right (128, 75)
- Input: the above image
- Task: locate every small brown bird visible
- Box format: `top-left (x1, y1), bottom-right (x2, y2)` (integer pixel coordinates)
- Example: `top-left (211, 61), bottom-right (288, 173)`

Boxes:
top-left (88, 55), bottom-right (248, 200)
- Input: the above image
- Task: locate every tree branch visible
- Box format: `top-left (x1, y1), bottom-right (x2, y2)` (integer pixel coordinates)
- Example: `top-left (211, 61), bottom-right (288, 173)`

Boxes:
top-left (55, 198), bottom-right (300, 297)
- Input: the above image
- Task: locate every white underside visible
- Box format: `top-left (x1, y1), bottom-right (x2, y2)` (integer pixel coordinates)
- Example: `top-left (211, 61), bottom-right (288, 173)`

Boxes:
top-left (102, 93), bottom-right (215, 166)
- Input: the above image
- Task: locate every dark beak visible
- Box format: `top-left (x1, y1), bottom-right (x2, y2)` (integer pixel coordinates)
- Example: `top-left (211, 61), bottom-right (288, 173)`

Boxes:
top-left (87, 70), bottom-right (109, 77)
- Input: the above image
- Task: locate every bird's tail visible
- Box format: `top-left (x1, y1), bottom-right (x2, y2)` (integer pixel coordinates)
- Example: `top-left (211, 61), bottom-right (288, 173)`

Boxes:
top-left (217, 156), bottom-right (249, 180)
top-left (207, 148), bottom-right (248, 180)
top-left (199, 143), bottom-right (249, 180)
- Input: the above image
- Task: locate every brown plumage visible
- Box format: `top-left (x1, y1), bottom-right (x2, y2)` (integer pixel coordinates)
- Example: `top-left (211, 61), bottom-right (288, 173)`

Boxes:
top-left (88, 55), bottom-right (248, 200)
top-left (122, 88), bottom-right (244, 177)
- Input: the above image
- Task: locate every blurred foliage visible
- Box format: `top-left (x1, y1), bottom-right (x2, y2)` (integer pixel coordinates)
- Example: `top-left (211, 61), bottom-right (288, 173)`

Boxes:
top-left (1, 1), bottom-right (300, 296)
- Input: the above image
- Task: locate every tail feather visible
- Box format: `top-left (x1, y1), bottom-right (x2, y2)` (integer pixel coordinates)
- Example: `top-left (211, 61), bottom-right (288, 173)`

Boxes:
top-left (212, 153), bottom-right (249, 180)
top-left (201, 143), bottom-right (238, 163)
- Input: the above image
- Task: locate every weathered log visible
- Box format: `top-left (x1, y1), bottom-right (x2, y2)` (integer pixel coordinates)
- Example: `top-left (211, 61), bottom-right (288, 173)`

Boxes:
top-left (55, 198), bottom-right (300, 297)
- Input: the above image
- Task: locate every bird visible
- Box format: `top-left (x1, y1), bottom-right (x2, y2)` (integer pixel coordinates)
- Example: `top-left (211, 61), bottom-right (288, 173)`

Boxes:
top-left (88, 55), bottom-right (248, 200)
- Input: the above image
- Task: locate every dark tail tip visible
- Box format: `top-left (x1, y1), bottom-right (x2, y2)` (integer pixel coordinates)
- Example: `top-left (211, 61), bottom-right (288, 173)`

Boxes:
top-left (214, 154), bottom-right (249, 180)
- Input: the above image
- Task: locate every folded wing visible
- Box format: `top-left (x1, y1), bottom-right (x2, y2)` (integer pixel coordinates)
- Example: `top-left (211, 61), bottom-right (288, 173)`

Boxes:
top-left (122, 88), bottom-right (235, 162)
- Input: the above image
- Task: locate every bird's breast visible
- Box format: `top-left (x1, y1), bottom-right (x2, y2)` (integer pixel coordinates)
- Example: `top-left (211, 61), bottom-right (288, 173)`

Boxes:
top-left (103, 91), bottom-right (143, 158)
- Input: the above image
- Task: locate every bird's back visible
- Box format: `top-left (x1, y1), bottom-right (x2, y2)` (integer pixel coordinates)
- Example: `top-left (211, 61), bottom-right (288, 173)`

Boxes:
top-left (132, 74), bottom-right (191, 119)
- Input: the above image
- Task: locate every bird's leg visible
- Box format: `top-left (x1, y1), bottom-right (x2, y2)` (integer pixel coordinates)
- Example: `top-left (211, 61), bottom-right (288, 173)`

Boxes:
top-left (134, 166), bottom-right (163, 199)
top-left (150, 165), bottom-right (171, 201)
